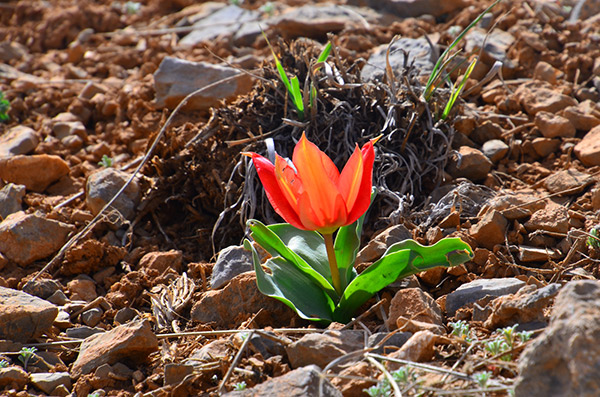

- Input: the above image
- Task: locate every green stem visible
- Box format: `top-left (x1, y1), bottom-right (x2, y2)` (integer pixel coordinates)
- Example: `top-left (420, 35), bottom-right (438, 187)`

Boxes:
top-left (323, 232), bottom-right (342, 296)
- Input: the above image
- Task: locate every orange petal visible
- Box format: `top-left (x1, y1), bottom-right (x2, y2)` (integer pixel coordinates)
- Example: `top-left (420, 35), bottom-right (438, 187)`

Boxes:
top-left (274, 154), bottom-right (302, 210)
top-left (249, 152), bottom-right (305, 229)
top-left (345, 139), bottom-right (376, 224)
top-left (292, 134), bottom-right (345, 229)
top-left (337, 144), bottom-right (364, 213)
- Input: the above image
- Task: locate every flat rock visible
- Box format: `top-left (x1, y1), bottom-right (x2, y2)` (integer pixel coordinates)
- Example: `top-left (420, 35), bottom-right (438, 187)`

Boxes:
top-left (531, 137), bottom-right (560, 157)
top-left (515, 80), bottom-right (578, 116)
top-left (21, 278), bottom-right (62, 300)
top-left (446, 146), bottom-right (492, 181)
top-left (0, 366), bottom-right (28, 389)
top-left (361, 37), bottom-right (434, 81)
top-left (0, 125), bottom-right (39, 157)
top-left (0, 211), bottom-right (75, 266)
top-left (71, 319), bottom-right (158, 377)
top-left (0, 183), bottom-right (26, 220)
top-left (574, 124), bottom-right (600, 166)
top-left (0, 154), bottom-right (69, 192)
top-left (367, 332), bottom-right (411, 354)
top-left (484, 283), bottom-right (561, 329)
top-left (524, 203), bottom-right (569, 234)
top-left (356, 224), bottom-right (412, 263)
top-left (347, 0), bottom-right (467, 18)
top-left (153, 56), bottom-right (254, 111)
top-left (190, 272), bottom-right (294, 328)
top-left (543, 169), bottom-right (594, 194)
top-left (515, 280), bottom-right (600, 397)
top-left (469, 209), bottom-right (508, 250)
top-left (465, 28), bottom-right (515, 69)
top-left (386, 330), bottom-right (438, 367)
top-left (223, 364), bottom-right (342, 397)
top-left (482, 139), bottom-right (509, 163)
top-left (138, 249), bottom-right (182, 274)
top-left (484, 192), bottom-right (546, 220)
top-left (387, 288), bottom-right (444, 333)
top-left (533, 61), bottom-right (558, 85)
top-left (446, 278), bottom-right (526, 316)
top-left (85, 168), bottom-right (141, 219)
top-left (30, 372), bottom-right (72, 395)
top-left (211, 245), bottom-right (253, 289)
top-left (561, 100), bottom-right (600, 131)
top-left (0, 286), bottom-right (58, 342)
top-left (516, 245), bottom-right (562, 262)
top-left (534, 111), bottom-right (576, 138)
top-left (285, 330), bottom-right (364, 369)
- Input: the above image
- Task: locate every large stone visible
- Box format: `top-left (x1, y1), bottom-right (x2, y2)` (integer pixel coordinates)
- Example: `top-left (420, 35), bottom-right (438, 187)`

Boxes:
top-left (482, 139), bottom-right (509, 163)
top-left (0, 125), bottom-right (39, 157)
top-left (71, 319), bottom-right (158, 377)
top-left (574, 124), bottom-right (600, 166)
top-left (356, 224), bottom-right (412, 263)
top-left (446, 146), bottom-right (493, 181)
top-left (0, 287), bottom-right (58, 342)
top-left (347, 0), bottom-right (467, 18)
top-left (0, 366), bottom-right (28, 389)
top-left (515, 81), bottom-right (578, 116)
top-left (85, 168), bottom-right (141, 219)
top-left (534, 111), bottom-right (576, 138)
top-left (469, 209), bottom-right (508, 250)
top-left (484, 192), bottom-right (546, 220)
top-left (543, 169), bottom-right (594, 195)
top-left (285, 331), bottom-right (364, 369)
top-left (387, 288), bottom-right (444, 334)
top-left (515, 280), bottom-right (600, 397)
top-left (0, 211), bottom-right (75, 266)
top-left (361, 37), bottom-right (434, 81)
top-left (0, 183), bottom-right (25, 220)
top-left (0, 154), bottom-right (70, 192)
top-left (153, 56), bottom-right (254, 111)
top-left (445, 278), bottom-right (526, 316)
top-left (465, 28), bottom-right (515, 69)
top-left (30, 372), bottom-right (72, 395)
top-left (561, 100), bottom-right (600, 131)
top-left (223, 365), bottom-right (342, 397)
top-left (211, 245), bottom-right (253, 289)
top-left (524, 203), bottom-right (569, 234)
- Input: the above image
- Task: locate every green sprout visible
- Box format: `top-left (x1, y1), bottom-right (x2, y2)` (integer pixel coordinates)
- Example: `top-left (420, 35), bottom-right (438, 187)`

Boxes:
top-left (587, 225), bottom-right (600, 249)
top-left (0, 359), bottom-right (8, 368)
top-left (449, 320), bottom-right (472, 342)
top-left (229, 0), bottom-right (244, 6)
top-left (517, 330), bottom-right (533, 343)
top-left (98, 154), bottom-right (113, 168)
top-left (260, 2), bottom-right (274, 15)
top-left (233, 381), bottom-right (247, 391)
top-left (484, 338), bottom-right (511, 361)
top-left (17, 347), bottom-right (37, 371)
top-left (500, 324), bottom-right (518, 349)
top-left (0, 91), bottom-right (10, 122)
top-left (263, 33), bottom-right (332, 120)
top-left (422, 0), bottom-right (500, 118)
top-left (87, 392), bottom-right (103, 397)
top-left (124, 1), bottom-right (141, 14)
top-left (364, 366), bottom-right (421, 397)
top-left (474, 371), bottom-right (492, 389)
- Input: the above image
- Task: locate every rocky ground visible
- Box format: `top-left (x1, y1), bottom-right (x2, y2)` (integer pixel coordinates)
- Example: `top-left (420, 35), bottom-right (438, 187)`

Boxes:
top-left (1, 0), bottom-right (600, 396)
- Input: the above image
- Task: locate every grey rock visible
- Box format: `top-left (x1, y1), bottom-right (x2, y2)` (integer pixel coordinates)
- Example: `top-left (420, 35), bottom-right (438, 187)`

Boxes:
top-left (445, 278), bottom-right (526, 316)
top-left (65, 325), bottom-right (105, 339)
top-left (179, 5), bottom-right (260, 47)
top-left (30, 372), bottom-right (72, 395)
top-left (211, 245), bottom-right (254, 289)
top-left (361, 37), bottom-right (434, 81)
top-left (347, 0), bottom-right (467, 18)
top-left (285, 330), bottom-right (364, 369)
top-left (0, 366), bottom-right (28, 389)
top-left (223, 364), bottom-right (342, 397)
top-left (246, 331), bottom-right (289, 359)
top-left (482, 139), bottom-right (509, 163)
top-left (22, 278), bottom-right (62, 300)
top-left (465, 28), bottom-right (515, 69)
top-left (72, 319), bottom-right (158, 377)
top-left (0, 286), bottom-right (58, 342)
top-left (0, 211), bottom-right (75, 266)
top-left (47, 289), bottom-right (69, 306)
top-left (85, 168), bottom-right (140, 220)
top-left (153, 56), bottom-right (254, 111)
top-left (368, 332), bottom-right (411, 354)
top-left (81, 307), bottom-right (103, 327)
top-left (52, 120), bottom-right (87, 140)
top-left (516, 245), bottom-right (562, 262)
top-left (0, 183), bottom-right (25, 220)
top-left (515, 280), bottom-right (600, 397)
top-left (0, 125), bottom-right (39, 157)
top-left (114, 307), bottom-right (138, 325)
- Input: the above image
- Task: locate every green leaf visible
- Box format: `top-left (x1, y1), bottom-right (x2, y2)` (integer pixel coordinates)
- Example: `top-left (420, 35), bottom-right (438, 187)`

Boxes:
top-left (317, 41), bottom-right (332, 64)
top-left (336, 238), bottom-right (472, 322)
top-left (244, 240), bottom-right (334, 322)
top-left (290, 76), bottom-right (304, 118)
top-left (247, 220), bottom-right (337, 298)
top-left (441, 58), bottom-right (477, 120)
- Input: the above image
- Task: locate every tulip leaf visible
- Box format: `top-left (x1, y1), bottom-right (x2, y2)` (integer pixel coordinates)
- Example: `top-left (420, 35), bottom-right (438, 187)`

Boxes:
top-left (335, 238), bottom-right (473, 322)
top-left (244, 240), bottom-right (335, 322)
top-left (247, 220), bottom-right (337, 298)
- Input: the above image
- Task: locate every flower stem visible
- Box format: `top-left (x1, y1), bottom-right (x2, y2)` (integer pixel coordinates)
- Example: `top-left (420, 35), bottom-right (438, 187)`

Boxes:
top-left (323, 233), bottom-right (342, 296)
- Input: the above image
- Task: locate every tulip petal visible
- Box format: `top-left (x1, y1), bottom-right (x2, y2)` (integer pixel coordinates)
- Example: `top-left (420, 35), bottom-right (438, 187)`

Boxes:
top-left (293, 134), bottom-right (346, 228)
top-left (345, 140), bottom-right (376, 224)
top-left (338, 144), bottom-right (364, 213)
top-left (298, 191), bottom-right (347, 234)
top-left (275, 154), bottom-right (302, 209)
top-left (249, 153), bottom-right (305, 230)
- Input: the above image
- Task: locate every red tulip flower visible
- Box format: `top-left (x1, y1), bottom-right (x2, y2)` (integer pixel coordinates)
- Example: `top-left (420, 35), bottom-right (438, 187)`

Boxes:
top-left (244, 133), bottom-right (377, 234)
top-left (244, 133), bottom-right (378, 295)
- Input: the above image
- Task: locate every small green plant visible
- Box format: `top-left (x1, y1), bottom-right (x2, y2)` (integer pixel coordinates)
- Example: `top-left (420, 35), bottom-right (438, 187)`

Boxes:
top-left (0, 359), bottom-right (9, 368)
top-left (17, 347), bottom-right (37, 370)
top-left (229, 0), bottom-right (244, 5)
top-left (364, 366), bottom-right (422, 397)
top-left (474, 371), bottom-right (492, 388)
top-left (449, 320), bottom-right (472, 342)
top-left (484, 337), bottom-right (511, 361)
top-left (263, 34), bottom-right (332, 120)
top-left (500, 324), bottom-right (518, 349)
top-left (587, 225), bottom-right (600, 249)
top-left (517, 330), bottom-right (533, 343)
top-left (260, 2), bottom-right (274, 15)
top-left (0, 91), bottom-right (10, 122)
top-left (98, 154), bottom-right (113, 168)
top-left (233, 381), bottom-right (247, 391)
top-left (87, 392), bottom-right (103, 397)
